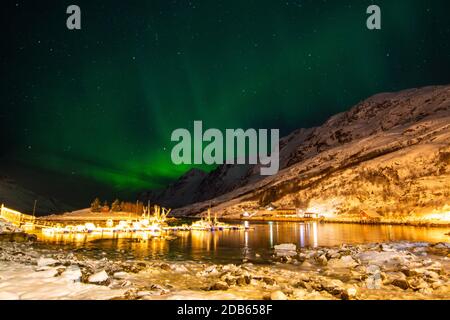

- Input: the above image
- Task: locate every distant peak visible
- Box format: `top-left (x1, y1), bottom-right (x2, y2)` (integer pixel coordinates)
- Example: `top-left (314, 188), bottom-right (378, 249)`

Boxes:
top-left (181, 168), bottom-right (207, 178)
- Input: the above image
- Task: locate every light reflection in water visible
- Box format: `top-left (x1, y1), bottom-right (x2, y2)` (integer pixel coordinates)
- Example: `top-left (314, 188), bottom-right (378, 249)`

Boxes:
top-left (299, 223), bottom-right (304, 247)
top-left (268, 221), bottom-right (274, 247)
top-left (313, 222), bottom-right (318, 248)
top-left (36, 222), bottom-right (450, 264)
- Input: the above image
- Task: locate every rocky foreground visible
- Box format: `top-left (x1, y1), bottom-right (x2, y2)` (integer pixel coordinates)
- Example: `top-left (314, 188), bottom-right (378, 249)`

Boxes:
top-left (0, 237), bottom-right (448, 300)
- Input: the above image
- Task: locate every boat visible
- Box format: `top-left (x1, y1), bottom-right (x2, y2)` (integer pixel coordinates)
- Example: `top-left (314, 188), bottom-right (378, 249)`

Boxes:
top-left (191, 209), bottom-right (250, 231)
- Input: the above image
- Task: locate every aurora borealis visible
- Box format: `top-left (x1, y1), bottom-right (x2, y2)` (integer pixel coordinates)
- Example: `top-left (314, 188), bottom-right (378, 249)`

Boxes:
top-left (1, 0), bottom-right (450, 206)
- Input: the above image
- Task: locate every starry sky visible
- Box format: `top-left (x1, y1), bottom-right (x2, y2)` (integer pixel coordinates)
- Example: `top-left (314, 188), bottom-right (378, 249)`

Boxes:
top-left (1, 0), bottom-right (450, 206)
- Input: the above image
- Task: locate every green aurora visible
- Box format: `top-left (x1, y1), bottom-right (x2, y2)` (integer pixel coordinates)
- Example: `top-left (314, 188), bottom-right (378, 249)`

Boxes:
top-left (1, 0), bottom-right (450, 204)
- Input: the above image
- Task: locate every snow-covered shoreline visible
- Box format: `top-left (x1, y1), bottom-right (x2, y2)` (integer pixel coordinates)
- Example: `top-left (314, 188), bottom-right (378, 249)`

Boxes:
top-left (0, 237), bottom-right (448, 300)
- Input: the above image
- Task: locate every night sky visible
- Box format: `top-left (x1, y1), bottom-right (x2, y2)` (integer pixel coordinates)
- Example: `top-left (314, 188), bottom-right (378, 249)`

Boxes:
top-left (1, 0), bottom-right (450, 206)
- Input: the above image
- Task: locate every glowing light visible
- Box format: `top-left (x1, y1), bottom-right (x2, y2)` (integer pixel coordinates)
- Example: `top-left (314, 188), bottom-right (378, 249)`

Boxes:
top-left (312, 222), bottom-right (318, 248)
top-left (422, 211), bottom-right (450, 222)
top-left (268, 221), bottom-right (274, 247)
top-left (299, 224), bottom-right (305, 247)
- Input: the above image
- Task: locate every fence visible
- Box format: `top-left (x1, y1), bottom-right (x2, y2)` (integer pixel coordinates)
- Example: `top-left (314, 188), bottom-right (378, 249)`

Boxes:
top-left (0, 204), bottom-right (36, 227)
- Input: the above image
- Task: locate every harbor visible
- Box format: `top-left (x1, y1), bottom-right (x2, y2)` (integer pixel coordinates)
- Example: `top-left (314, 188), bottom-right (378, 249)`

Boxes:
top-left (0, 204), bottom-right (250, 238)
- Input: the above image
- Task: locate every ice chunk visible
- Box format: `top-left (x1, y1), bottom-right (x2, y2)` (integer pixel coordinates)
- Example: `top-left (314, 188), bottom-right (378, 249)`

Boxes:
top-left (274, 243), bottom-right (297, 251)
top-left (274, 243), bottom-right (297, 257)
top-left (327, 255), bottom-right (358, 269)
top-left (88, 270), bottom-right (109, 283)
top-left (61, 266), bottom-right (82, 282)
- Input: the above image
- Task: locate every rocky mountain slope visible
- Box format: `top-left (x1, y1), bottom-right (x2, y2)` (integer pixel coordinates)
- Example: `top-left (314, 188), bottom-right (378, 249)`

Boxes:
top-left (142, 85), bottom-right (450, 222)
top-left (0, 177), bottom-right (72, 215)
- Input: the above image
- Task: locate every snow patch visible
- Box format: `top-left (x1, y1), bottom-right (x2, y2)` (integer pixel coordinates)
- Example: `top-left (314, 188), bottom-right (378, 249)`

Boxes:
top-left (88, 270), bottom-right (109, 283)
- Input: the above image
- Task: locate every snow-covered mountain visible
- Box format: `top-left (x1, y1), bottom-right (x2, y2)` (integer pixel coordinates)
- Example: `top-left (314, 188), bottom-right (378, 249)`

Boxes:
top-left (139, 168), bottom-right (208, 208)
top-left (142, 85), bottom-right (450, 221)
top-left (139, 129), bottom-right (316, 207)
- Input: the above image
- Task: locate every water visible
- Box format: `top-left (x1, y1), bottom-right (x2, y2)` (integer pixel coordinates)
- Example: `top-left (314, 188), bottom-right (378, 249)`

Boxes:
top-left (36, 221), bottom-right (450, 264)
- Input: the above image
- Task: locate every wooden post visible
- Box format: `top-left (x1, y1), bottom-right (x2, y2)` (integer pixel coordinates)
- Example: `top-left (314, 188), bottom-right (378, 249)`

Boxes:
top-left (32, 200), bottom-right (37, 217)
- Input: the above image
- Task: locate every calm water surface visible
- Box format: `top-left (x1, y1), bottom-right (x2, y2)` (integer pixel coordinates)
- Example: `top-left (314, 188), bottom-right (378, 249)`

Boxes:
top-left (36, 221), bottom-right (450, 264)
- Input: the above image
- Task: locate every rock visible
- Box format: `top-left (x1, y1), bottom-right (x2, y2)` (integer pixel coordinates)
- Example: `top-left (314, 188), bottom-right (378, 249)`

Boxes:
top-left (270, 291), bottom-right (288, 300)
top-left (316, 255), bottom-right (328, 266)
top-left (172, 265), bottom-right (189, 273)
top-left (412, 246), bottom-right (427, 254)
top-left (358, 251), bottom-right (409, 266)
top-left (274, 243), bottom-right (297, 257)
top-left (150, 284), bottom-right (167, 293)
top-left (236, 276), bottom-right (247, 286)
top-left (61, 266), bottom-right (82, 282)
top-left (433, 242), bottom-right (450, 249)
top-left (222, 276), bottom-right (237, 286)
top-left (325, 249), bottom-right (340, 259)
top-left (391, 279), bottom-right (409, 290)
top-left (160, 263), bottom-right (172, 271)
top-left (366, 274), bottom-right (382, 289)
top-left (274, 243), bottom-right (296, 251)
top-left (297, 253), bottom-right (307, 262)
top-left (88, 270), bottom-right (109, 284)
top-left (120, 280), bottom-right (132, 287)
top-left (385, 271), bottom-right (406, 281)
top-left (339, 287), bottom-right (357, 300)
top-left (423, 270), bottom-right (440, 281)
top-left (425, 262), bottom-right (444, 274)
top-left (366, 264), bottom-right (380, 274)
top-left (222, 264), bottom-right (237, 272)
top-left (419, 287), bottom-right (434, 295)
top-left (262, 277), bottom-right (276, 285)
top-left (408, 277), bottom-right (429, 291)
top-left (113, 272), bottom-right (128, 279)
top-left (137, 291), bottom-right (152, 297)
top-left (292, 289), bottom-right (307, 299)
top-left (210, 281), bottom-right (229, 291)
top-left (295, 280), bottom-right (311, 290)
top-left (327, 255), bottom-right (358, 269)
top-left (346, 287), bottom-right (357, 298)
top-left (400, 266), bottom-right (416, 277)
top-left (199, 265), bottom-right (219, 277)
top-left (431, 280), bottom-right (444, 290)
top-left (350, 270), bottom-right (363, 281)
top-left (297, 273), bottom-right (310, 282)
top-left (301, 261), bottom-right (313, 268)
top-left (37, 257), bottom-right (59, 267)
top-left (321, 279), bottom-right (345, 296)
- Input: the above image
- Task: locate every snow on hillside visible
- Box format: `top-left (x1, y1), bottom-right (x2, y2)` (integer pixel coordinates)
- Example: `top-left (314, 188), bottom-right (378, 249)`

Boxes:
top-left (167, 85), bottom-right (450, 221)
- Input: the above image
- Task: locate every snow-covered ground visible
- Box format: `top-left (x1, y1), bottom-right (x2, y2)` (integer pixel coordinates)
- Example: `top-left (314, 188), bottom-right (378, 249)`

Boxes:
top-left (0, 262), bottom-right (124, 300)
top-left (0, 238), bottom-right (448, 300)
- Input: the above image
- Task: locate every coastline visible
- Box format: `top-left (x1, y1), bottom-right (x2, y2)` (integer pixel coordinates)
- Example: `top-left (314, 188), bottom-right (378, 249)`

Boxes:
top-left (213, 216), bottom-right (450, 228)
top-left (35, 210), bottom-right (450, 229)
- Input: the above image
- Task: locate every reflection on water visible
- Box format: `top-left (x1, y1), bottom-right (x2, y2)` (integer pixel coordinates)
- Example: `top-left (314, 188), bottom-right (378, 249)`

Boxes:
top-left (36, 221), bottom-right (450, 264)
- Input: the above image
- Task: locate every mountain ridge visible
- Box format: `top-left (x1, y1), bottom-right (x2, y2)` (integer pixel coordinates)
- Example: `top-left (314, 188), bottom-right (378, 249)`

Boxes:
top-left (141, 85), bottom-right (450, 221)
